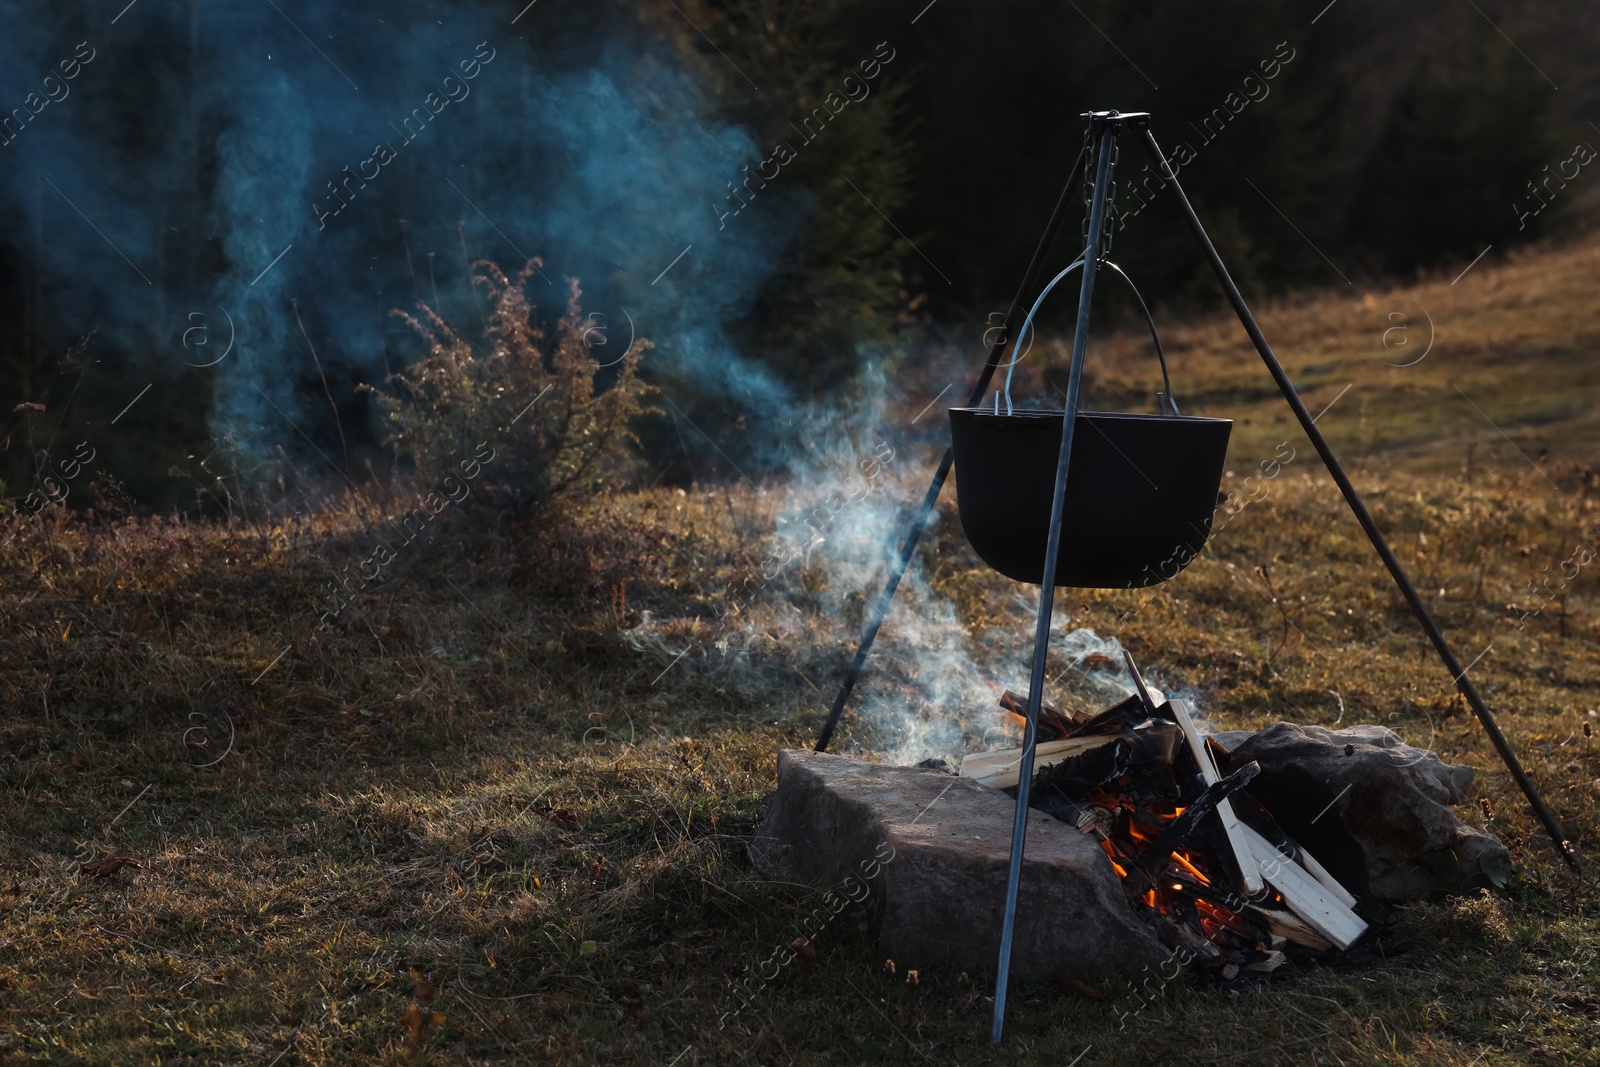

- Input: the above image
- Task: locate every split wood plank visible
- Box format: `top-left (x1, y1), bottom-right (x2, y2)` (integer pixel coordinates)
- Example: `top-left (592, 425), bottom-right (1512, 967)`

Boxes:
top-left (1169, 699), bottom-right (1264, 896)
top-left (1294, 842), bottom-right (1359, 910)
top-left (1121, 650), bottom-right (1166, 713)
top-left (1238, 822), bottom-right (1367, 950)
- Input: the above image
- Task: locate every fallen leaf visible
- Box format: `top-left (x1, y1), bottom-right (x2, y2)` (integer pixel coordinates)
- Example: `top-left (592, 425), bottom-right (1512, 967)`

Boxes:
top-left (538, 807), bottom-right (580, 832)
top-left (80, 858), bottom-right (144, 880)
top-left (401, 968), bottom-right (445, 1060)
top-left (401, 1002), bottom-right (445, 1041)
top-left (410, 969), bottom-right (436, 1004)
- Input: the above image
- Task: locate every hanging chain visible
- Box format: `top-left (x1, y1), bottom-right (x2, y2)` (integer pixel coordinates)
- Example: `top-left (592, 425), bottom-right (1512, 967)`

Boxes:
top-left (1079, 122), bottom-right (1094, 255)
top-left (1079, 117), bottom-right (1122, 263)
top-left (1101, 131), bottom-right (1121, 261)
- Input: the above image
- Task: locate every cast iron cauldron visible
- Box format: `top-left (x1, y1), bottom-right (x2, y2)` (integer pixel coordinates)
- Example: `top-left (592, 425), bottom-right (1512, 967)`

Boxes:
top-left (948, 407), bottom-right (1231, 588)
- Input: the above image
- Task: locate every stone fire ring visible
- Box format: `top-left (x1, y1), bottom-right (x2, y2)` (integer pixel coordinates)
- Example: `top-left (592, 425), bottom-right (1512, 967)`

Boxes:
top-left (749, 750), bottom-right (1167, 983)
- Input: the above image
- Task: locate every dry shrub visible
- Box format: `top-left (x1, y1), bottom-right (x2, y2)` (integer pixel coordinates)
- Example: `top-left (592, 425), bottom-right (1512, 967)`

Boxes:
top-left (368, 260), bottom-right (653, 518)
top-left (1449, 888), bottom-right (1514, 945)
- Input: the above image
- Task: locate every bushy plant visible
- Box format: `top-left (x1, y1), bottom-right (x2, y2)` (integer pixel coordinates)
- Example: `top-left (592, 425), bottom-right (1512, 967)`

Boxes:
top-left (368, 260), bottom-right (653, 516)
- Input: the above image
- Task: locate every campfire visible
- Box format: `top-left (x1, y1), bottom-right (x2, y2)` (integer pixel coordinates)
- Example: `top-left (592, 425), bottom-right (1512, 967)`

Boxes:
top-left (960, 654), bottom-right (1369, 976)
top-left (801, 106), bottom-right (1569, 1045)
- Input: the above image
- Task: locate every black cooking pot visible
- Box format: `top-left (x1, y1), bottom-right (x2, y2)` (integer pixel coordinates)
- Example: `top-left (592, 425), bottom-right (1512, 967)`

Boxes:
top-left (948, 259), bottom-right (1230, 589)
top-left (949, 407), bottom-right (1231, 588)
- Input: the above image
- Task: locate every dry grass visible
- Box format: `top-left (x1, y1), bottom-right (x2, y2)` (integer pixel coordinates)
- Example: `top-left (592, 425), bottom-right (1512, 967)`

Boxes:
top-left (4, 238), bottom-right (1600, 1065)
top-left (1009, 237), bottom-right (1600, 476)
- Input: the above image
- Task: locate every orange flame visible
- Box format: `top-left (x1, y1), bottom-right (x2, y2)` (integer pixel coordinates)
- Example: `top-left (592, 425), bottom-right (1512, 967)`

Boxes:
top-left (1170, 851), bottom-right (1212, 887)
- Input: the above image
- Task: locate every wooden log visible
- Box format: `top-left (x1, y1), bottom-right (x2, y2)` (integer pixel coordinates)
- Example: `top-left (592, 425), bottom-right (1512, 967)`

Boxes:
top-left (1174, 922), bottom-right (1224, 962)
top-left (960, 724), bottom-right (1180, 790)
top-left (959, 735), bottom-right (1120, 790)
top-left (1193, 897), bottom-right (1259, 941)
top-left (1124, 762), bottom-right (1260, 892)
top-left (1064, 694), bottom-right (1151, 737)
top-left (1170, 699), bottom-right (1264, 896)
top-left (1248, 906), bottom-right (1333, 951)
top-left (998, 691), bottom-right (1080, 739)
top-left (1238, 823), bottom-right (1367, 950)
top-left (1129, 721), bottom-right (1181, 766)
top-left (1244, 949), bottom-right (1286, 973)
top-left (1034, 739), bottom-right (1132, 798)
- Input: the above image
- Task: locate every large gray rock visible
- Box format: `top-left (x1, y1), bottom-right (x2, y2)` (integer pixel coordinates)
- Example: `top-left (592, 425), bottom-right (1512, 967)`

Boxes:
top-left (1226, 722), bottom-right (1510, 901)
top-left (751, 749), bottom-right (1166, 981)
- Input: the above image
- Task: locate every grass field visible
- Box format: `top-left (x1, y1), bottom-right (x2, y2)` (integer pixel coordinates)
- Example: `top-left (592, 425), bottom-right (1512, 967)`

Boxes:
top-left (4, 237), bottom-right (1600, 1065)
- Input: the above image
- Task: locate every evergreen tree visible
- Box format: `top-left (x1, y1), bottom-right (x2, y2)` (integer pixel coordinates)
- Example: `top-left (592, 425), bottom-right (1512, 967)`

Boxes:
top-left (1348, 8), bottom-right (1564, 273)
top-left (679, 0), bottom-right (916, 394)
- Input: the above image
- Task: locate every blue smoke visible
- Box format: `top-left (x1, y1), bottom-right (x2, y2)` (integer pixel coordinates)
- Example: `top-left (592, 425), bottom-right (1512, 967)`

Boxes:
top-left (0, 1), bottom-right (797, 470)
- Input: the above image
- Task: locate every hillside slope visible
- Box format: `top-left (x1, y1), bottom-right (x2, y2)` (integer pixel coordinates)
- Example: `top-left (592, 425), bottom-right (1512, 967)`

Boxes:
top-left (1054, 236), bottom-right (1600, 475)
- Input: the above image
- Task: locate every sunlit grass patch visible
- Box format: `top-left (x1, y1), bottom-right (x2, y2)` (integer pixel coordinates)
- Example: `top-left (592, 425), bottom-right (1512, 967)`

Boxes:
top-left (5, 239), bottom-right (1600, 1063)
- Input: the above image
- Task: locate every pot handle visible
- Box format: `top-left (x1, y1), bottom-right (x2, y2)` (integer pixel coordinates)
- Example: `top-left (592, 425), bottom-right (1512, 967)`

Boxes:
top-left (998, 259), bottom-right (1179, 417)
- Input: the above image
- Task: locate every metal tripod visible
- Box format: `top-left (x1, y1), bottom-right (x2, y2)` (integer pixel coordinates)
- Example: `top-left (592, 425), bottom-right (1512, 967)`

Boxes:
top-left (808, 109), bottom-right (1578, 1042)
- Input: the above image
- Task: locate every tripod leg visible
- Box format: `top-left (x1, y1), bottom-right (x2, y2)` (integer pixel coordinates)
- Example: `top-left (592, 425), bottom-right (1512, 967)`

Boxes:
top-left (993, 118), bottom-right (1118, 1045)
top-left (1132, 119), bottom-right (1577, 871)
top-left (813, 141), bottom-right (1089, 753)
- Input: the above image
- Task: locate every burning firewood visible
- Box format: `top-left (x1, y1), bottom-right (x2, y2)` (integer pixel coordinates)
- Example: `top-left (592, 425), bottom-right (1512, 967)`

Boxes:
top-left (1173, 923), bottom-right (1224, 963)
top-left (962, 735), bottom-right (1113, 790)
top-left (998, 690), bottom-right (1081, 741)
top-left (959, 724), bottom-right (1179, 790)
top-left (965, 682), bottom-right (1371, 976)
top-left (1033, 739), bottom-right (1132, 798)
top-left (1170, 699), bottom-right (1264, 896)
top-left (1123, 761), bottom-right (1260, 894)
top-left (1064, 694), bottom-right (1155, 738)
